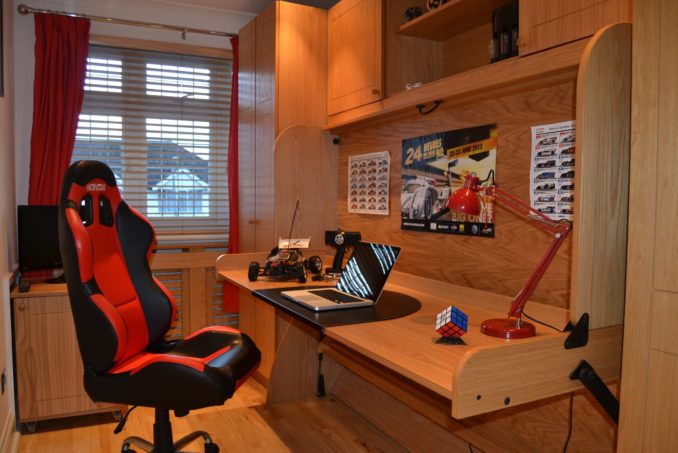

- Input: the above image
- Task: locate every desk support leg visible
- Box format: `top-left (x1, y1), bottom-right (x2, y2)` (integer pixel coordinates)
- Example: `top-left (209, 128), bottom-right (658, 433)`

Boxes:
top-left (569, 360), bottom-right (619, 424)
top-left (317, 352), bottom-right (326, 397)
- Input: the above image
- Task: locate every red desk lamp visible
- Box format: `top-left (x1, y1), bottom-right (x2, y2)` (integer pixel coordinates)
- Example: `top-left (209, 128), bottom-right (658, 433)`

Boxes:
top-left (448, 172), bottom-right (572, 339)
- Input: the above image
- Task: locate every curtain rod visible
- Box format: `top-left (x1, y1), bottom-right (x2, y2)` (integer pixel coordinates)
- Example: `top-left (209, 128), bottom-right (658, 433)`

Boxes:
top-left (17, 4), bottom-right (237, 39)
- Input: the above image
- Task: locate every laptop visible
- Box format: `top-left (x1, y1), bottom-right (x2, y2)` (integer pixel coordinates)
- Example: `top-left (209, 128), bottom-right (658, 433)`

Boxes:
top-left (281, 241), bottom-right (401, 311)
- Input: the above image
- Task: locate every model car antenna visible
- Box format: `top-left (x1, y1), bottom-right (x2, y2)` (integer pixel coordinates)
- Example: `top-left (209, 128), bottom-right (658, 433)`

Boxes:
top-left (286, 200), bottom-right (300, 250)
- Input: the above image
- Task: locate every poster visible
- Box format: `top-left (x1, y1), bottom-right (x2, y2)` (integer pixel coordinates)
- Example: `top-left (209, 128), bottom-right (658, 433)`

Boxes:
top-left (348, 151), bottom-right (390, 215)
top-left (530, 121), bottom-right (575, 221)
top-left (401, 124), bottom-right (497, 237)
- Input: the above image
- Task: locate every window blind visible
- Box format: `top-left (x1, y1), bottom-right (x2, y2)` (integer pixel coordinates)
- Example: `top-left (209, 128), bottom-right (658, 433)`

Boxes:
top-left (73, 45), bottom-right (232, 235)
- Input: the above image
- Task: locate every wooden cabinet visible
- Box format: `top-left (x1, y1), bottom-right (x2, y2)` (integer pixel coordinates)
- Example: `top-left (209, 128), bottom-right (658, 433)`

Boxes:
top-left (519, 0), bottom-right (632, 55)
top-left (327, 0), bottom-right (383, 115)
top-left (12, 284), bottom-right (122, 429)
top-left (238, 290), bottom-right (276, 383)
top-left (236, 1), bottom-right (338, 384)
top-left (238, 1), bottom-right (330, 252)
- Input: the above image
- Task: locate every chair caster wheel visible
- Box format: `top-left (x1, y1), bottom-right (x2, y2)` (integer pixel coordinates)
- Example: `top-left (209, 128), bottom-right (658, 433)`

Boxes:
top-left (205, 442), bottom-right (220, 453)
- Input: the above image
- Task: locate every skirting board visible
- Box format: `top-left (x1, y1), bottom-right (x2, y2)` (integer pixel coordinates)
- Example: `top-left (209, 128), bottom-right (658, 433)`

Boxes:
top-left (0, 411), bottom-right (20, 453)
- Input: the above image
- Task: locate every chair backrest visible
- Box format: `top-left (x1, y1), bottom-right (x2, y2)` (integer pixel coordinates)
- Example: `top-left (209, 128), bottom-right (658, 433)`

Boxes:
top-left (58, 160), bottom-right (176, 373)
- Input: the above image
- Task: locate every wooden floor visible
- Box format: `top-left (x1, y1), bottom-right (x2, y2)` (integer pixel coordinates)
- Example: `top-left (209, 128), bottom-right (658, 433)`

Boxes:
top-left (18, 379), bottom-right (409, 453)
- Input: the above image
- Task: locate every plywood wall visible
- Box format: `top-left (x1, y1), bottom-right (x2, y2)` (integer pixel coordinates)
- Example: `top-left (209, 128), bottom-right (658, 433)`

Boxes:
top-left (336, 81), bottom-right (576, 308)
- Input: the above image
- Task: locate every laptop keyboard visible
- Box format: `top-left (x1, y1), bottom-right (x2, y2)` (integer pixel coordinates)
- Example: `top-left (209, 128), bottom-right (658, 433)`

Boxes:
top-left (312, 289), bottom-right (365, 304)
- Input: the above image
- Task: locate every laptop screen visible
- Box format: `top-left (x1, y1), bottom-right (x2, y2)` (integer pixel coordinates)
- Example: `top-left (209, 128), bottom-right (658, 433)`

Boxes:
top-left (335, 242), bottom-right (401, 301)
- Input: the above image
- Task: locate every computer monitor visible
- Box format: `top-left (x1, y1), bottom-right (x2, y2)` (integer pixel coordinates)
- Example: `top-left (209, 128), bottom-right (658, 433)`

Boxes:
top-left (18, 205), bottom-right (63, 272)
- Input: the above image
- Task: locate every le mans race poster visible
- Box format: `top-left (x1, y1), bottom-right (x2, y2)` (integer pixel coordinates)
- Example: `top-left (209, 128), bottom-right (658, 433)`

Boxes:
top-left (400, 124), bottom-right (497, 237)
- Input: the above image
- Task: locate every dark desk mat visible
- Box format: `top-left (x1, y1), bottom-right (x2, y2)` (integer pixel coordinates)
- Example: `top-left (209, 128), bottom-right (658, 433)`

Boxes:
top-left (252, 287), bottom-right (421, 332)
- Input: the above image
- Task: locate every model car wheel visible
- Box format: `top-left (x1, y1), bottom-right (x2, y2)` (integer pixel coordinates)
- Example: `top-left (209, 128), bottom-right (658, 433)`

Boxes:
top-left (248, 262), bottom-right (260, 281)
top-left (306, 255), bottom-right (323, 274)
top-left (296, 263), bottom-right (307, 283)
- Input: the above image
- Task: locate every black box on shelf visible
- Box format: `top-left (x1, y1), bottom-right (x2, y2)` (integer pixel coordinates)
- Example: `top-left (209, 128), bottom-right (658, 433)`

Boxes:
top-left (491, 2), bottom-right (519, 62)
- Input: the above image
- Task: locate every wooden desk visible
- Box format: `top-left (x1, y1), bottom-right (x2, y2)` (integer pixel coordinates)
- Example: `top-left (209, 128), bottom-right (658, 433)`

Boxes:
top-left (217, 256), bottom-right (622, 419)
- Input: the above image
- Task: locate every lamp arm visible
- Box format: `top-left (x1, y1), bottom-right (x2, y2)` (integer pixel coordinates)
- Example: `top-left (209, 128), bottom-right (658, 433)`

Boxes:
top-left (488, 185), bottom-right (572, 318)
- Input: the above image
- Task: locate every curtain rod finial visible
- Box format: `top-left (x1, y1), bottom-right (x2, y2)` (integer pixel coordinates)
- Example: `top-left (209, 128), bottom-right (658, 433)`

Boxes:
top-left (18, 4), bottom-right (30, 15)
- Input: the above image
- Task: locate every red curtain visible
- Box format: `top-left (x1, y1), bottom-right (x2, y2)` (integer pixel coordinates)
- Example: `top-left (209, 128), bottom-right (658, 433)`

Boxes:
top-left (222, 36), bottom-right (240, 312)
top-left (28, 14), bottom-right (90, 205)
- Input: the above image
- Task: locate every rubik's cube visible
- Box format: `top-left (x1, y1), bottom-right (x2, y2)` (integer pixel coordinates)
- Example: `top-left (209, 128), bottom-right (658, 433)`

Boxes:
top-left (435, 306), bottom-right (468, 337)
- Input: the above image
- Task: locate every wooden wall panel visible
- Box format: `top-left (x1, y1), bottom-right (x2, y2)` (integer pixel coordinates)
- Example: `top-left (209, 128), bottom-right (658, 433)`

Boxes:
top-left (254, 3), bottom-right (276, 251)
top-left (652, 0), bottom-right (678, 293)
top-left (274, 126), bottom-right (338, 247)
top-left (337, 82), bottom-right (576, 308)
top-left (570, 24), bottom-right (630, 328)
top-left (441, 23), bottom-right (493, 78)
top-left (238, 19), bottom-right (257, 252)
top-left (619, 1), bottom-right (678, 450)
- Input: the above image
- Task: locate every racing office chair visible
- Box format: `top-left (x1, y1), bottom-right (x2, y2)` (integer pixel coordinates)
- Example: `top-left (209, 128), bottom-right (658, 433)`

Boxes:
top-left (58, 161), bottom-right (261, 453)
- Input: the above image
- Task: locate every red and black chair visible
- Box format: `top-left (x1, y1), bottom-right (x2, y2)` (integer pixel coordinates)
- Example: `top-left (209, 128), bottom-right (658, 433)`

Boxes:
top-left (58, 160), bottom-right (260, 453)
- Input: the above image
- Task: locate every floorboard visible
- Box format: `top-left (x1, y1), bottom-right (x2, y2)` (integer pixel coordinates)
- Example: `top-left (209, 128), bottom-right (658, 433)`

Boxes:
top-left (17, 380), bottom-right (407, 453)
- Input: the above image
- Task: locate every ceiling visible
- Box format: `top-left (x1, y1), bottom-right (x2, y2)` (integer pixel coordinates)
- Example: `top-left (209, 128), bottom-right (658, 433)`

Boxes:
top-left (154, 0), bottom-right (339, 15)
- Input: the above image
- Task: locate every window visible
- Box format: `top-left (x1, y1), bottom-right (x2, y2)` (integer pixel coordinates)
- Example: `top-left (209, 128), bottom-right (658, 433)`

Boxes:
top-left (73, 45), bottom-right (232, 235)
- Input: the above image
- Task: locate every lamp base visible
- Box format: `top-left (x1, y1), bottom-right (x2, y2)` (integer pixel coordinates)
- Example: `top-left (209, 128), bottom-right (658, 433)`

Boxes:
top-left (480, 317), bottom-right (536, 339)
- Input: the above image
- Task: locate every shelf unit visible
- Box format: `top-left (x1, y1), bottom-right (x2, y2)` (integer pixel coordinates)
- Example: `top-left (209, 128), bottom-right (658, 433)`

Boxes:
top-left (331, 23), bottom-right (630, 328)
top-left (397, 0), bottom-right (510, 41)
top-left (326, 37), bottom-right (586, 131)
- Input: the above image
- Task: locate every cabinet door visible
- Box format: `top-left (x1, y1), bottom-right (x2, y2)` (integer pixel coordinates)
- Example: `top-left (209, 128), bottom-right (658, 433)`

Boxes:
top-left (13, 296), bottom-right (108, 421)
top-left (327, 0), bottom-right (383, 115)
top-left (519, 0), bottom-right (631, 56)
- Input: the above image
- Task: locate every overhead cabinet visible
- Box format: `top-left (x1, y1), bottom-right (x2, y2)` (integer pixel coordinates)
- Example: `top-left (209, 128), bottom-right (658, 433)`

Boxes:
top-left (519, 0), bottom-right (632, 55)
top-left (327, 0), bottom-right (383, 115)
top-left (327, 0), bottom-right (631, 128)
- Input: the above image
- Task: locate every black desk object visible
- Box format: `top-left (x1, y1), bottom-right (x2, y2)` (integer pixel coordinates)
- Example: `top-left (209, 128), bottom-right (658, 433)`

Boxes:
top-left (252, 287), bottom-right (421, 332)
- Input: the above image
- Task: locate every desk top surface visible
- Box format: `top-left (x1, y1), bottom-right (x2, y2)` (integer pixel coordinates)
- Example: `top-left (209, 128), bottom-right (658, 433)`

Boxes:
top-left (218, 258), bottom-right (572, 401)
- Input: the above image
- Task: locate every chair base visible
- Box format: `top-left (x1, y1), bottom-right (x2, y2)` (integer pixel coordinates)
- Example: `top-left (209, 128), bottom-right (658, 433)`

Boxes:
top-left (120, 408), bottom-right (219, 453)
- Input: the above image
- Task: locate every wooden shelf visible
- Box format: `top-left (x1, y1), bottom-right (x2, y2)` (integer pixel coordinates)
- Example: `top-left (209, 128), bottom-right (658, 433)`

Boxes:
top-left (325, 37), bottom-right (588, 132)
top-left (398, 0), bottom-right (510, 41)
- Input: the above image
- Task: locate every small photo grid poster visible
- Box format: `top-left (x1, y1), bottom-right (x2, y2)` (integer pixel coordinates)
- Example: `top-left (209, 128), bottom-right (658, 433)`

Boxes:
top-left (530, 121), bottom-right (575, 221)
top-left (348, 151), bottom-right (390, 215)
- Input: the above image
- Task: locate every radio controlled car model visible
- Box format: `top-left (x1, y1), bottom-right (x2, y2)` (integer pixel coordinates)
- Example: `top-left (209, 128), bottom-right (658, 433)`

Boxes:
top-left (247, 237), bottom-right (322, 283)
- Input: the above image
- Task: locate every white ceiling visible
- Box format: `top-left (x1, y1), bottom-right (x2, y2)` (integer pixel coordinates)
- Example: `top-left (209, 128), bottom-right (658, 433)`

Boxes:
top-left (152, 0), bottom-right (338, 15)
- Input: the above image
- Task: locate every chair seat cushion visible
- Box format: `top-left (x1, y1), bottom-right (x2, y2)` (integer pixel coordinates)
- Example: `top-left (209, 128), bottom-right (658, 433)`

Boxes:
top-left (83, 327), bottom-right (260, 411)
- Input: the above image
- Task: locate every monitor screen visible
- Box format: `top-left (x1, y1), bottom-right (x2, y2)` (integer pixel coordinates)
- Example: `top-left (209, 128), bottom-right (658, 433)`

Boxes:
top-left (18, 205), bottom-right (63, 272)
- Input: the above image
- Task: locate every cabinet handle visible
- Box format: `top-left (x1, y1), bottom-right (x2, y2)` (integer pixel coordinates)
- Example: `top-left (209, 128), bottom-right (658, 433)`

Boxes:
top-left (248, 219), bottom-right (261, 225)
top-left (371, 89), bottom-right (380, 96)
top-left (17, 302), bottom-right (26, 311)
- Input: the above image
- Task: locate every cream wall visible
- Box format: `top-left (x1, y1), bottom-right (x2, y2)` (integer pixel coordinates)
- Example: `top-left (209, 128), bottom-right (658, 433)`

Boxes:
top-left (12, 0), bottom-right (257, 204)
top-left (1, 0), bottom-right (17, 448)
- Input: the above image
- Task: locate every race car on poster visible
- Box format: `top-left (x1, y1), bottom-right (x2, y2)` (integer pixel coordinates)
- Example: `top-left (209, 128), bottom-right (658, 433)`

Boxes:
top-left (401, 176), bottom-right (450, 220)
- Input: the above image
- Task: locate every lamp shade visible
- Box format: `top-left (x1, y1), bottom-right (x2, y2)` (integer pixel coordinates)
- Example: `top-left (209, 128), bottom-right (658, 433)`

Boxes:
top-left (448, 174), bottom-right (481, 215)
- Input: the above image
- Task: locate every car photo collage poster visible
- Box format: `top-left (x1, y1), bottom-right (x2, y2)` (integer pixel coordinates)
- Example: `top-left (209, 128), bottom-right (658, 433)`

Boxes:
top-left (348, 150), bottom-right (391, 215)
top-left (530, 120), bottom-right (575, 221)
top-left (401, 124), bottom-right (497, 237)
